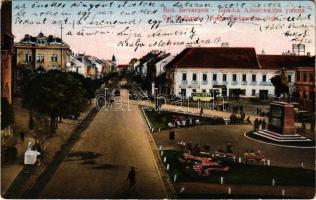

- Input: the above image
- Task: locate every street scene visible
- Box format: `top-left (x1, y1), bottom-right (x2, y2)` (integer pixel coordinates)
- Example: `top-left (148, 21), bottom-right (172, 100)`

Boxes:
top-left (1, 0), bottom-right (315, 199)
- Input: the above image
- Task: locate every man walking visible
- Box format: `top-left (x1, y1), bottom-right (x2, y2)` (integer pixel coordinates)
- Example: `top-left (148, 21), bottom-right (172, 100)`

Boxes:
top-left (127, 166), bottom-right (136, 191)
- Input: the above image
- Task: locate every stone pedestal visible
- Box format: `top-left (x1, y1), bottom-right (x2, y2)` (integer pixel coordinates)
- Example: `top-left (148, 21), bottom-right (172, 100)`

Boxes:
top-left (268, 102), bottom-right (296, 135)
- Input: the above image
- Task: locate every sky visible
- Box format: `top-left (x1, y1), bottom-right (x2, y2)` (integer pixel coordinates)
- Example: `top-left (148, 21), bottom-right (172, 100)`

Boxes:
top-left (12, 0), bottom-right (315, 64)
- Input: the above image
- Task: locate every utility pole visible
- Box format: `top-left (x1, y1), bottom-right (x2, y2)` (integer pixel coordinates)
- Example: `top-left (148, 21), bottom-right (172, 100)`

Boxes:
top-left (60, 23), bottom-right (64, 71)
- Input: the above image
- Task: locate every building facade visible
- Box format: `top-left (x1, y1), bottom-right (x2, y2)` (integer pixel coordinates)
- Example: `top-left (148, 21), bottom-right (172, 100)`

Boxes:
top-left (15, 33), bottom-right (71, 93)
top-left (1, 0), bottom-right (14, 103)
top-left (295, 66), bottom-right (315, 101)
top-left (165, 47), bottom-right (313, 100)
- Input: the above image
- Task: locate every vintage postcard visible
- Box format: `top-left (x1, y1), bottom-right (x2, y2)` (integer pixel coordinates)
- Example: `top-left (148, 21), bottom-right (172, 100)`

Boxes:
top-left (1, 0), bottom-right (315, 199)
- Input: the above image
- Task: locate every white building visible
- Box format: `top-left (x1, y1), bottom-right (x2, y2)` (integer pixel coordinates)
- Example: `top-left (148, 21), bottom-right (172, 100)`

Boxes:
top-left (68, 54), bottom-right (86, 76)
top-left (165, 47), bottom-right (296, 100)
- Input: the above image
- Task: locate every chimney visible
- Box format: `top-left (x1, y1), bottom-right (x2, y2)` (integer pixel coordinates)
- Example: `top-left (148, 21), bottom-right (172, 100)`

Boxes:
top-left (221, 42), bottom-right (229, 47)
top-left (261, 49), bottom-right (265, 54)
top-left (307, 52), bottom-right (311, 56)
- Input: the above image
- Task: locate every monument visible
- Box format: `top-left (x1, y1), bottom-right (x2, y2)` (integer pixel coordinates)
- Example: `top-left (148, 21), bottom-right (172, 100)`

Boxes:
top-left (254, 101), bottom-right (311, 143)
top-left (267, 102), bottom-right (296, 135)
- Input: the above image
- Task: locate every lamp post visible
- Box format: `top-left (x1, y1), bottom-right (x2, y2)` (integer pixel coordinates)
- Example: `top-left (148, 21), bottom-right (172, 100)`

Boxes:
top-left (155, 87), bottom-right (158, 111)
top-left (210, 89), bottom-right (215, 110)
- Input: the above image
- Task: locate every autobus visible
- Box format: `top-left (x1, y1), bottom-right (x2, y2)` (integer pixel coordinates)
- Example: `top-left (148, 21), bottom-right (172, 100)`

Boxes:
top-left (192, 92), bottom-right (213, 102)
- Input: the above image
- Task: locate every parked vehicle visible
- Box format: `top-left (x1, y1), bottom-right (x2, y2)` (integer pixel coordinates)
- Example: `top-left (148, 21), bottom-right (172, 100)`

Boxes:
top-left (192, 92), bottom-right (213, 102)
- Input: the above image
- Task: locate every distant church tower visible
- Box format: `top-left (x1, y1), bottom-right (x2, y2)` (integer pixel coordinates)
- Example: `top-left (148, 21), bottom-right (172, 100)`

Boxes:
top-left (111, 54), bottom-right (116, 69)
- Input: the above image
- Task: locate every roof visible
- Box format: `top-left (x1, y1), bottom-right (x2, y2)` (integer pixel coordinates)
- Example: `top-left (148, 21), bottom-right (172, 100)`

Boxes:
top-left (18, 33), bottom-right (68, 47)
top-left (165, 47), bottom-right (260, 69)
top-left (117, 64), bottom-right (128, 69)
top-left (258, 55), bottom-right (315, 69)
top-left (148, 53), bottom-right (171, 66)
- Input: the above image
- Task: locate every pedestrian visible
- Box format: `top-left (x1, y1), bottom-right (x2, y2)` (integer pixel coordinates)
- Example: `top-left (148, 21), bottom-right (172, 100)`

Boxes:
top-left (261, 119), bottom-right (267, 130)
top-left (200, 107), bottom-right (203, 116)
top-left (254, 118), bottom-right (259, 131)
top-left (169, 130), bottom-right (175, 141)
top-left (34, 139), bottom-right (43, 166)
top-left (127, 166), bottom-right (136, 191)
top-left (246, 116), bottom-right (251, 124)
top-left (226, 141), bottom-right (233, 153)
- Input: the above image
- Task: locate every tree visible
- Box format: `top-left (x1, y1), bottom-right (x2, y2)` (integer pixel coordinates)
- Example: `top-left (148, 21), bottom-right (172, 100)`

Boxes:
top-left (1, 97), bottom-right (14, 130)
top-left (69, 72), bottom-right (101, 104)
top-left (20, 68), bottom-right (36, 129)
top-left (23, 70), bottom-right (88, 133)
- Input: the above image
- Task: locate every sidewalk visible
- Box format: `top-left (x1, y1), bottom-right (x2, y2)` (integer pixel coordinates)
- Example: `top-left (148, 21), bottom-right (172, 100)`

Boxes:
top-left (137, 100), bottom-right (265, 122)
top-left (1, 100), bottom-right (96, 197)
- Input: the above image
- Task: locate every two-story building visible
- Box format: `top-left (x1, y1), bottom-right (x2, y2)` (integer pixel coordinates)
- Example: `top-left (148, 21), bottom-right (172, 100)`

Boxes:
top-left (165, 47), bottom-right (313, 100)
top-left (14, 33), bottom-right (71, 94)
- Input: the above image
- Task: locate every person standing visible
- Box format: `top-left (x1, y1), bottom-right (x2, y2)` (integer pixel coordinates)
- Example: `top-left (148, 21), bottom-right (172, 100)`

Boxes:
top-left (127, 167), bottom-right (136, 191)
top-left (261, 119), bottom-right (267, 130)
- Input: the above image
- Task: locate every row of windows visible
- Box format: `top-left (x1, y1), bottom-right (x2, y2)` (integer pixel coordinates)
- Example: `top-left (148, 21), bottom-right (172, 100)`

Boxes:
top-left (296, 72), bottom-right (314, 82)
top-left (182, 88), bottom-right (260, 97)
top-left (25, 53), bottom-right (58, 63)
top-left (181, 73), bottom-right (283, 82)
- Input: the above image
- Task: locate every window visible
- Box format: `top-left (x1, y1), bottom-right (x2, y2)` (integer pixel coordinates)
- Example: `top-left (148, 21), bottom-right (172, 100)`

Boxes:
top-left (202, 74), bottom-right (207, 81)
top-left (36, 54), bottom-right (44, 62)
top-left (296, 72), bottom-right (300, 81)
top-left (242, 74), bottom-right (246, 82)
top-left (202, 89), bottom-right (206, 93)
top-left (288, 75), bottom-right (291, 83)
top-left (51, 54), bottom-right (58, 62)
top-left (252, 74), bottom-right (256, 82)
top-left (310, 73), bottom-right (314, 82)
top-left (25, 53), bottom-right (32, 62)
top-left (241, 89), bottom-right (246, 95)
top-left (192, 89), bottom-right (196, 93)
top-left (192, 73), bottom-right (197, 81)
top-left (262, 74), bottom-right (267, 82)
top-left (232, 74), bottom-right (237, 81)
top-left (223, 74), bottom-right (227, 81)
top-left (212, 74), bottom-right (217, 81)
top-left (182, 73), bottom-right (187, 81)
top-left (303, 73), bottom-right (307, 82)
top-left (252, 89), bottom-right (256, 96)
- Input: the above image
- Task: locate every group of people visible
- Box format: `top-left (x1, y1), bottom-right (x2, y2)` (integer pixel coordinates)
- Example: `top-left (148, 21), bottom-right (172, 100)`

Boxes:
top-left (253, 118), bottom-right (267, 131)
top-left (256, 108), bottom-right (267, 117)
top-left (229, 112), bottom-right (246, 124)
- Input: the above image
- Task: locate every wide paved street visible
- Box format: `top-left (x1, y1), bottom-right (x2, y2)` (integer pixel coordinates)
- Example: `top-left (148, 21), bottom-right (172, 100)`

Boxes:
top-left (38, 90), bottom-right (167, 198)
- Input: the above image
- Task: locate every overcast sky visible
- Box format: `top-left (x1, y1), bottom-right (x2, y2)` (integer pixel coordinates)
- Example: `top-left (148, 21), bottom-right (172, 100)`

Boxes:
top-left (12, 1), bottom-right (315, 64)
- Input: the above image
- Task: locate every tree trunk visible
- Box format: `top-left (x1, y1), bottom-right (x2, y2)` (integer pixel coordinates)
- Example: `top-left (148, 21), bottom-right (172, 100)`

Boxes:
top-left (29, 109), bottom-right (34, 130)
top-left (50, 116), bottom-right (56, 133)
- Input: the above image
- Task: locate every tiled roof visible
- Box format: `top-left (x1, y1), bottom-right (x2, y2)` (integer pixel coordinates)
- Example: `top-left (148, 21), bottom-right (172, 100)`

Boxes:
top-left (165, 47), bottom-right (260, 69)
top-left (258, 55), bottom-right (315, 69)
top-left (117, 64), bottom-right (128, 69)
top-left (148, 53), bottom-right (171, 66)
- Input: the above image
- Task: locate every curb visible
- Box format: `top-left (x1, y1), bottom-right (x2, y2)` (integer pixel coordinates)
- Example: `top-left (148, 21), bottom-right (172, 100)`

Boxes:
top-left (141, 107), bottom-right (154, 133)
top-left (244, 131), bottom-right (316, 149)
top-left (138, 106), bottom-right (177, 199)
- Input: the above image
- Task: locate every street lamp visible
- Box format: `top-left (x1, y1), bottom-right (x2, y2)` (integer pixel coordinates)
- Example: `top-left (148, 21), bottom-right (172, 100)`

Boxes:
top-left (155, 87), bottom-right (158, 111)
